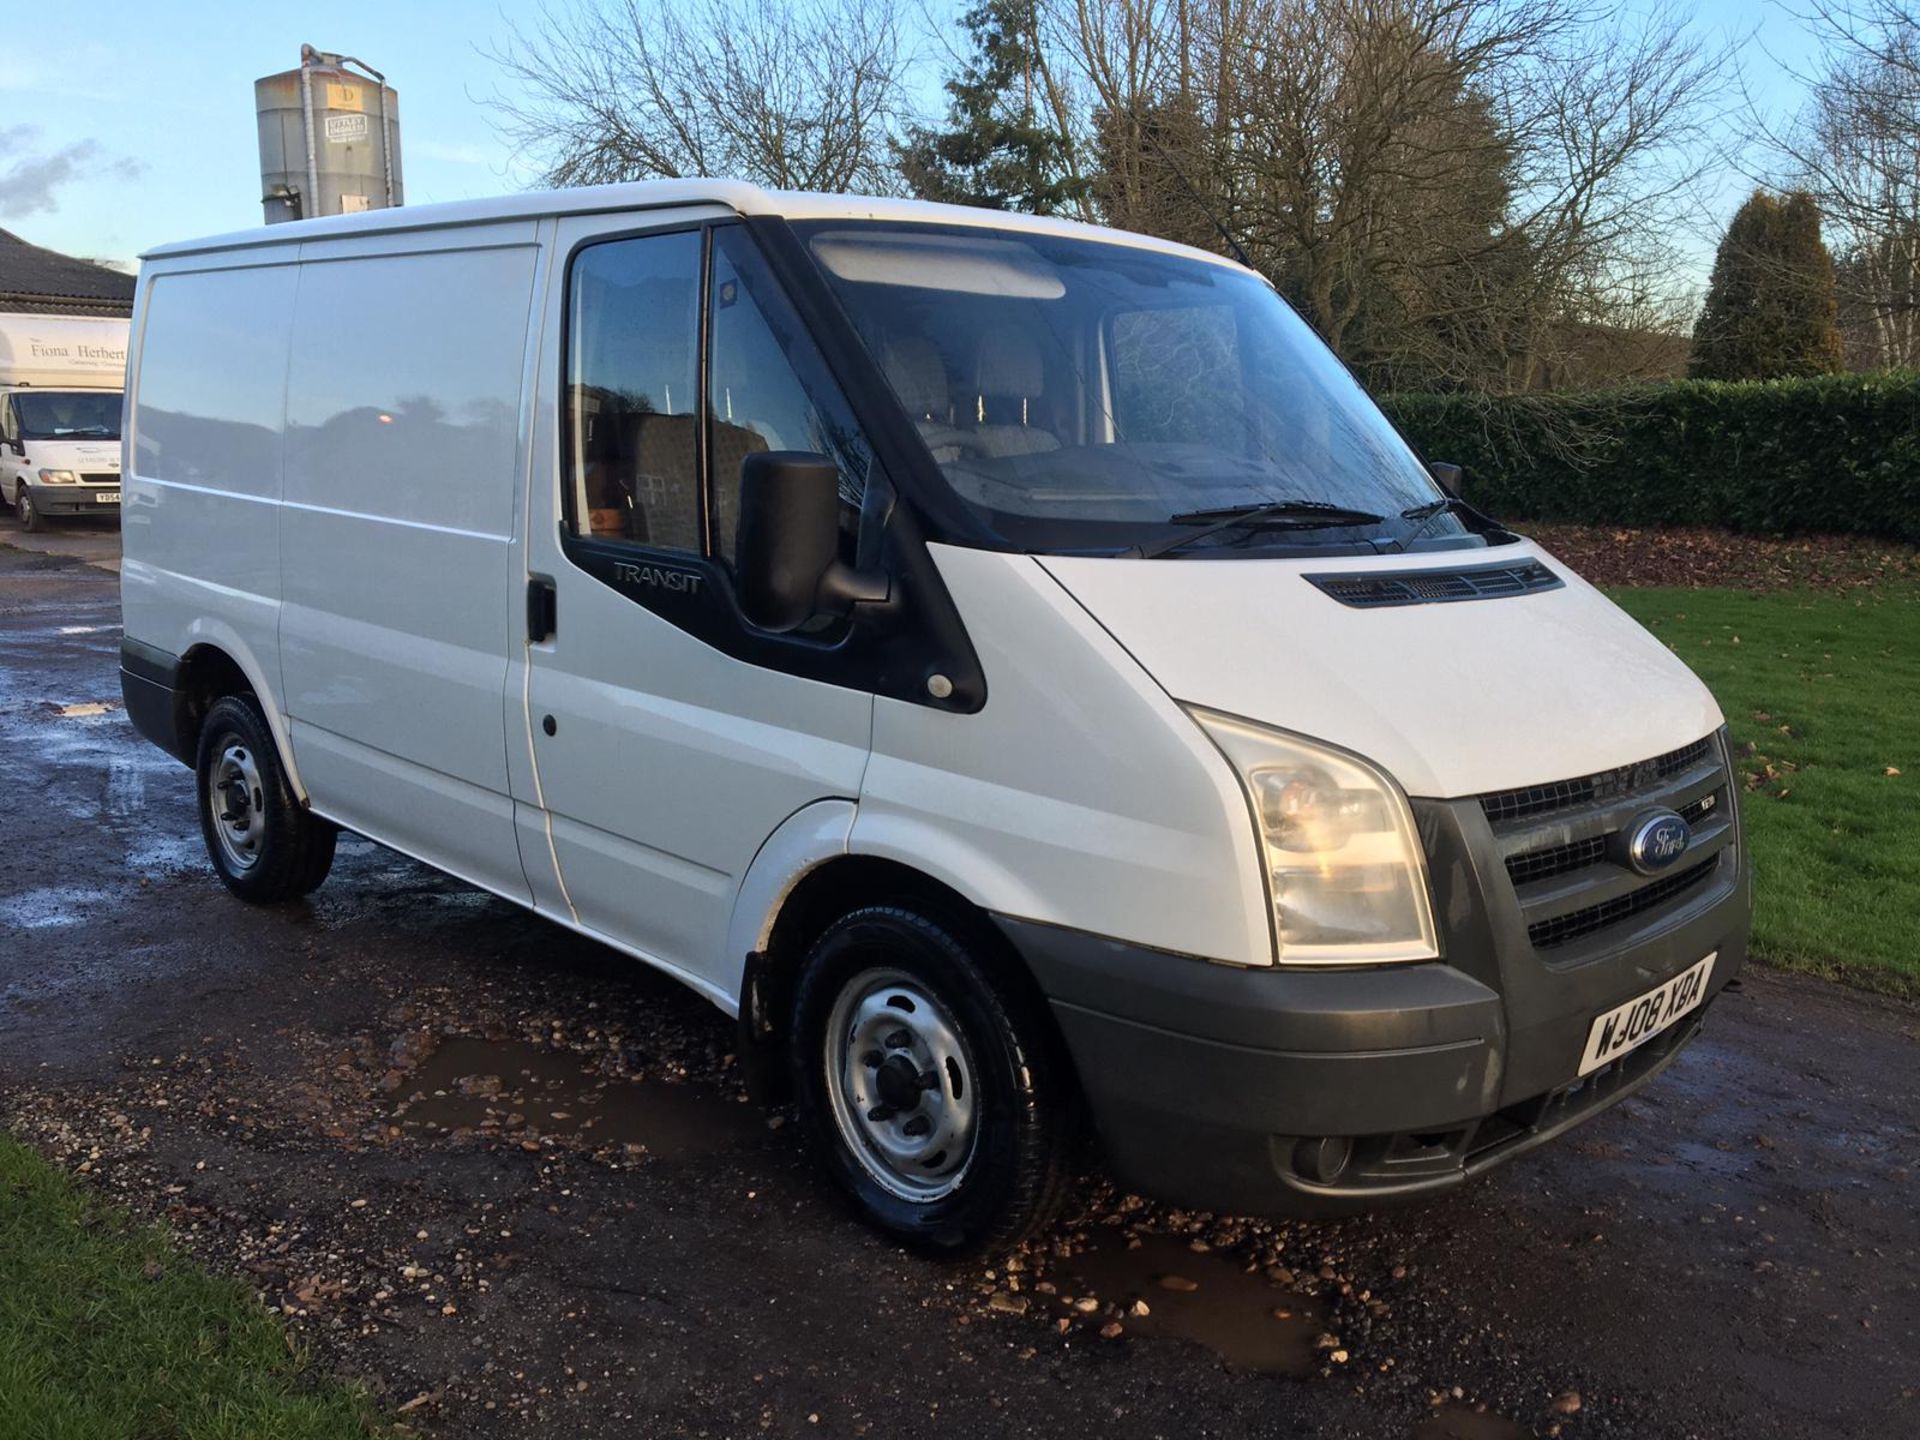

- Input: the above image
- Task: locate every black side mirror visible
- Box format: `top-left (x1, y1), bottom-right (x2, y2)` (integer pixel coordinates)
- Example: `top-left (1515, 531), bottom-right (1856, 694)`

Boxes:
top-left (1428, 461), bottom-right (1463, 498)
top-left (735, 451), bottom-right (888, 633)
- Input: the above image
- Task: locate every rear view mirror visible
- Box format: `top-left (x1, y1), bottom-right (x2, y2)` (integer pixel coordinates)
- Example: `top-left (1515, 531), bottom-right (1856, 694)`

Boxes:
top-left (735, 451), bottom-right (887, 633)
top-left (1428, 461), bottom-right (1463, 498)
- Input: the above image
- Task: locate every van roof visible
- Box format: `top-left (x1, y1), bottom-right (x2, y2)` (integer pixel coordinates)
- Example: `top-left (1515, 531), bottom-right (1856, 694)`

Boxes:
top-left (141, 178), bottom-right (1248, 274)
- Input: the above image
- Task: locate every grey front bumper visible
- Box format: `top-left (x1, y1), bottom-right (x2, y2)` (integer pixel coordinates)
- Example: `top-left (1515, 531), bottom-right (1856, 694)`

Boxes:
top-left (996, 792), bottom-right (1752, 1216)
top-left (27, 482), bottom-right (120, 517)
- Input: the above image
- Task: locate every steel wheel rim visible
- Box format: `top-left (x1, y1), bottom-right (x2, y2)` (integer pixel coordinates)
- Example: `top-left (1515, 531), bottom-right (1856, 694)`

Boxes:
top-left (824, 967), bottom-right (980, 1203)
top-left (207, 740), bottom-right (267, 873)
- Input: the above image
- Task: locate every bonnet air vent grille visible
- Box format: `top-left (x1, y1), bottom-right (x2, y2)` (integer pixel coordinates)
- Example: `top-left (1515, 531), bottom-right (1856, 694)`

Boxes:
top-left (1305, 560), bottom-right (1562, 609)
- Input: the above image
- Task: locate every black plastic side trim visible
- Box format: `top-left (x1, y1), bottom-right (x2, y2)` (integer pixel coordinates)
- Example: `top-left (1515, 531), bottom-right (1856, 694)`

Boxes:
top-left (121, 636), bottom-right (177, 686)
top-left (120, 638), bottom-right (189, 764)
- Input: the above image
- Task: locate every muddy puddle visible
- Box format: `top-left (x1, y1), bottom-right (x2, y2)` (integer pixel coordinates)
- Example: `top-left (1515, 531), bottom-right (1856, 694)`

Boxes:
top-left (390, 1037), bottom-right (760, 1158)
top-left (1410, 1405), bottom-right (1529, 1439)
top-left (0, 885), bottom-right (115, 930)
top-left (1052, 1231), bottom-right (1329, 1376)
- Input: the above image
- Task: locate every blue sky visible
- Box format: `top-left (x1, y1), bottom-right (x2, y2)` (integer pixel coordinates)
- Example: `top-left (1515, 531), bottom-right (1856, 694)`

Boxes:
top-left (1, 0), bottom-right (1813, 293)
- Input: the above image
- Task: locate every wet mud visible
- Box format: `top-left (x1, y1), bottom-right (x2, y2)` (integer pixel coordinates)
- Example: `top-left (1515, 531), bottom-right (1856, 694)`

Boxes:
top-left (1411, 1405), bottom-right (1530, 1440)
top-left (1051, 1230), bottom-right (1328, 1376)
top-left (390, 1036), bottom-right (760, 1157)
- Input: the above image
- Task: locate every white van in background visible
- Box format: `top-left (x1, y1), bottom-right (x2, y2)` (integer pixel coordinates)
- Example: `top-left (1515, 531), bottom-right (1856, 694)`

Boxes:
top-left (120, 182), bottom-right (1750, 1252)
top-left (0, 312), bottom-right (128, 530)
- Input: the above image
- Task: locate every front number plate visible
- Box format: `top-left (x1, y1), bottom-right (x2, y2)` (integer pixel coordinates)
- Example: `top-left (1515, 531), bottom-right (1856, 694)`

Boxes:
top-left (94, 490), bottom-right (120, 504)
top-left (1578, 953), bottom-right (1715, 1076)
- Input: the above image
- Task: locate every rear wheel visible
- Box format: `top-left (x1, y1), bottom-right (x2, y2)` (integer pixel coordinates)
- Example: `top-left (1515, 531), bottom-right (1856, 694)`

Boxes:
top-left (194, 695), bottom-right (336, 902)
top-left (791, 905), bottom-right (1074, 1255)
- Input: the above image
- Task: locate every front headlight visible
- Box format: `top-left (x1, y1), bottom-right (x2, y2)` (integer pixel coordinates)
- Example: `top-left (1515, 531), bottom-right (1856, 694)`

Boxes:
top-left (1189, 707), bottom-right (1439, 966)
top-left (37, 469), bottom-right (79, 485)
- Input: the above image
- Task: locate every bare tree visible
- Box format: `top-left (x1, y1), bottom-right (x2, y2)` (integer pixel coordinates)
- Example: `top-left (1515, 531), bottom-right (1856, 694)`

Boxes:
top-left (1492, 2), bottom-right (1724, 388)
top-left (1030, 0), bottom-right (1721, 390)
top-left (487, 0), bottom-right (913, 193)
top-left (1773, 1), bottom-right (1920, 368)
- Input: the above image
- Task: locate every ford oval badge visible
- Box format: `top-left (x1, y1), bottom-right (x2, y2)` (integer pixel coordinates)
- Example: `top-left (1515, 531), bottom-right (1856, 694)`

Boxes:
top-left (1627, 810), bottom-right (1692, 875)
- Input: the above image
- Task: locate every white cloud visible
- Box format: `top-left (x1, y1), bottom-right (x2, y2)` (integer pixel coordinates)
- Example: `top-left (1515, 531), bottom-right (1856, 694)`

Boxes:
top-left (0, 126), bottom-right (144, 219)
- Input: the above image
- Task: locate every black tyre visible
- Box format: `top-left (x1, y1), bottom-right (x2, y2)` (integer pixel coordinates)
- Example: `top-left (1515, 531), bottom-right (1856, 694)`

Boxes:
top-left (194, 695), bottom-right (336, 902)
top-left (16, 486), bottom-right (43, 532)
top-left (790, 905), bottom-right (1075, 1255)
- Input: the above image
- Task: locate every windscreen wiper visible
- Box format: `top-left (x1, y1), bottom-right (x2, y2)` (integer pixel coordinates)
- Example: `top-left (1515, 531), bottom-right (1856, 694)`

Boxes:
top-left (1393, 495), bottom-right (1498, 552)
top-left (1129, 499), bottom-right (1387, 560)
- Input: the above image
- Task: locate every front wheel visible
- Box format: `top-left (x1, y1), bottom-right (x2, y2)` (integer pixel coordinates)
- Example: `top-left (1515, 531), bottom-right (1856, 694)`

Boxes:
top-left (790, 906), bottom-right (1075, 1255)
top-left (195, 695), bottom-right (336, 902)
top-left (16, 487), bottom-right (42, 532)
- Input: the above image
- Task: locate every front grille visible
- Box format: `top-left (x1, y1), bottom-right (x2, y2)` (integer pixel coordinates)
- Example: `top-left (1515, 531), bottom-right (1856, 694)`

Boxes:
top-left (1502, 787), bottom-right (1724, 889)
top-left (80, 473), bottom-right (119, 485)
top-left (1526, 858), bottom-right (1719, 948)
top-left (1505, 834), bottom-right (1606, 885)
top-left (1305, 559), bottom-right (1562, 609)
top-left (1481, 736), bottom-right (1715, 826)
top-left (1481, 732), bottom-right (1735, 952)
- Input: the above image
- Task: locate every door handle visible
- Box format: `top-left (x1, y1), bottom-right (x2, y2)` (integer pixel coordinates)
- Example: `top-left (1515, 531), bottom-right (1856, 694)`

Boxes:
top-left (527, 575), bottom-right (557, 642)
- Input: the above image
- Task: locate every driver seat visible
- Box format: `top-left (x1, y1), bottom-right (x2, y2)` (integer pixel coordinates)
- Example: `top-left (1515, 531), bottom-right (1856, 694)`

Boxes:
top-left (881, 336), bottom-right (965, 464)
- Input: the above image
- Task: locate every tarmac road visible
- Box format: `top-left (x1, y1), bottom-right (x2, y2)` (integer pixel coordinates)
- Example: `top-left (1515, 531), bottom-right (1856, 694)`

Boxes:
top-left (2, 537), bottom-right (1917, 1440)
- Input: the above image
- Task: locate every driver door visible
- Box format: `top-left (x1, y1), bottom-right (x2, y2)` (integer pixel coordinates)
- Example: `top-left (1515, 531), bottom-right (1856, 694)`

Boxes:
top-left (508, 212), bottom-right (877, 1003)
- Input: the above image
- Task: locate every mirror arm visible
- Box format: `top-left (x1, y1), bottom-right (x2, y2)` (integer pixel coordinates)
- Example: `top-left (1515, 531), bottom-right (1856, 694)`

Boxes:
top-left (816, 560), bottom-right (890, 615)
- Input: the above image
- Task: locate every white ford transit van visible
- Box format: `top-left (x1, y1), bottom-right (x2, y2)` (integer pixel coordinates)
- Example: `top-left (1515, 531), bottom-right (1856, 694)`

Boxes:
top-left (1, 312), bottom-right (128, 529)
top-left (121, 181), bottom-right (1749, 1251)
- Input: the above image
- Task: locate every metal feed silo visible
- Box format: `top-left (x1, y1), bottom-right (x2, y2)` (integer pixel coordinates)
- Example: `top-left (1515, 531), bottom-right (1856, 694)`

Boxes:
top-left (256, 45), bottom-right (403, 224)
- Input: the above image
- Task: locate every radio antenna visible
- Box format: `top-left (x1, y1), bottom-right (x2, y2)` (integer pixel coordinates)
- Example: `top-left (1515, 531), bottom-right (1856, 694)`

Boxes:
top-left (1135, 121), bottom-right (1255, 271)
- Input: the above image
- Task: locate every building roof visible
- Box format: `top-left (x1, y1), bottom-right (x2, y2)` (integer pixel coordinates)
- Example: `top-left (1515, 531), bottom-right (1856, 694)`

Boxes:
top-left (0, 228), bottom-right (136, 316)
top-left (140, 178), bottom-right (1248, 275)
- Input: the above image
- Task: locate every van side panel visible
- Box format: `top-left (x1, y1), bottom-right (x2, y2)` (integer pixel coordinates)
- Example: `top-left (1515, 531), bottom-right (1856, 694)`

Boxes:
top-left (277, 234), bottom-right (539, 901)
top-left (123, 260), bottom-right (300, 763)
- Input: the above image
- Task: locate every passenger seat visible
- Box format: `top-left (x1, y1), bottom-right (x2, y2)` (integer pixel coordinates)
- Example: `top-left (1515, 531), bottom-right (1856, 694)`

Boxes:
top-left (967, 330), bottom-right (1059, 458)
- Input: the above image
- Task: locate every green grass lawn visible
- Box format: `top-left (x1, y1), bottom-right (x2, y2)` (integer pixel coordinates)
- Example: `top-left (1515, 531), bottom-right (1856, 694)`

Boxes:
top-left (0, 1134), bottom-right (389, 1440)
top-left (1613, 583), bottom-right (1919, 993)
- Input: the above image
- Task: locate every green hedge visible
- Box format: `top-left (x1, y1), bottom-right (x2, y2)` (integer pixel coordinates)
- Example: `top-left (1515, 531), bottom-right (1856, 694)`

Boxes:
top-left (1380, 372), bottom-right (1920, 543)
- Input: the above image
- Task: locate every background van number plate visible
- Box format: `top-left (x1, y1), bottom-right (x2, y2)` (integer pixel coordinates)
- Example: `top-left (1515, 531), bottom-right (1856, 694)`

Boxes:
top-left (1578, 954), bottom-right (1715, 1076)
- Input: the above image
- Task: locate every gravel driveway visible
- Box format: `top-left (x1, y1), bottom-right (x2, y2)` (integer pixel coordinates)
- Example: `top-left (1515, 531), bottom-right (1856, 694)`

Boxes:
top-left (3, 540), bottom-right (1916, 1439)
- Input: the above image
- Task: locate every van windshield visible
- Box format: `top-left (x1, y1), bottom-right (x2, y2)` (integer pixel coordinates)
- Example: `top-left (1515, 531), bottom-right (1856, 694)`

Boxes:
top-left (13, 390), bottom-right (121, 441)
top-left (798, 221), bottom-right (1474, 556)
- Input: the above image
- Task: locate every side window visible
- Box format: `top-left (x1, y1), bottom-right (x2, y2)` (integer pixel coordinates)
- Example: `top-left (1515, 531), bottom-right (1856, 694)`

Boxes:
top-left (708, 226), bottom-right (870, 567)
top-left (565, 231), bottom-right (702, 552)
top-left (0, 397), bottom-right (14, 443)
top-left (1109, 304), bottom-right (1247, 449)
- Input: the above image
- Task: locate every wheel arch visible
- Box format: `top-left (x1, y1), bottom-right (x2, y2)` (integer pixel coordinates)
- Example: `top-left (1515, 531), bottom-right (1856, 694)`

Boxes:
top-left (736, 842), bottom-right (1074, 1106)
top-left (170, 636), bottom-right (307, 801)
